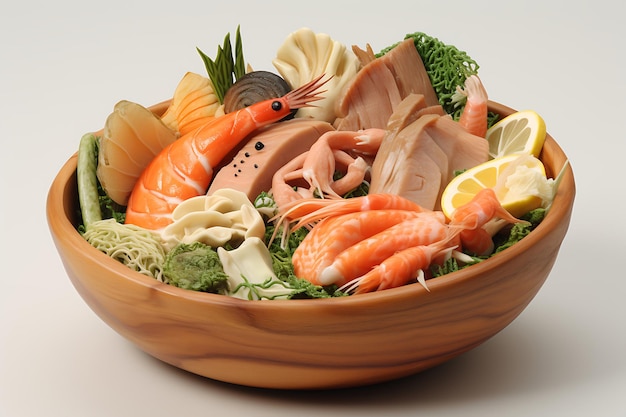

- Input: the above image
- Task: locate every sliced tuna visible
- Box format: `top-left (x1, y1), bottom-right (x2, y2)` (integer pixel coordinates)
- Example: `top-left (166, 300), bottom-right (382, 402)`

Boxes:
top-left (334, 39), bottom-right (440, 131)
top-left (370, 95), bottom-right (488, 210)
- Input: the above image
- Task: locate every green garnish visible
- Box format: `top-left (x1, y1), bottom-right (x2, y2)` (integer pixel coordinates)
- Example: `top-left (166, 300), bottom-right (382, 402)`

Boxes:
top-left (493, 208), bottom-right (546, 253)
top-left (76, 134), bottom-right (126, 232)
top-left (163, 242), bottom-right (230, 293)
top-left (378, 31), bottom-right (497, 125)
top-left (196, 25), bottom-right (246, 103)
top-left (255, 190), bottom-right (345, 299)
top-left (77, 133), bottom-right (102, 229)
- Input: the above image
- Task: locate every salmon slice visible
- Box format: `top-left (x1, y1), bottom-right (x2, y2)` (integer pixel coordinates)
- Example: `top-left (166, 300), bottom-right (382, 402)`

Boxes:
top-left (334, 39), bottom-right (440, 131)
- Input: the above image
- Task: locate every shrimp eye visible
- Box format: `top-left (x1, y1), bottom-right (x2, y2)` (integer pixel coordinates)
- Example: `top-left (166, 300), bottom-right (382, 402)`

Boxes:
top-left (271, 101), bottom-right (282, 112)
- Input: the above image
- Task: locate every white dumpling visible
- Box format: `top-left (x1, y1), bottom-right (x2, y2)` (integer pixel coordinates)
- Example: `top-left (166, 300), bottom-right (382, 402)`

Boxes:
top-left (161, 188), bottom-right (265, 250)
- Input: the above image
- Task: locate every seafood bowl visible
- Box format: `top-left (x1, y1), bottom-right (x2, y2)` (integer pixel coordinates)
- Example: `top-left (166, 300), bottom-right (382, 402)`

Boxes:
top-left (47, 101), bottom-right (575, 390)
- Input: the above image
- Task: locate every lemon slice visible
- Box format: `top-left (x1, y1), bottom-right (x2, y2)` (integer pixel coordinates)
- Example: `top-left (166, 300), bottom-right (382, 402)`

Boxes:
top-left (441, 154), bottom-right (551, 219)
top-left (486, 110), bottom-right (547, 158)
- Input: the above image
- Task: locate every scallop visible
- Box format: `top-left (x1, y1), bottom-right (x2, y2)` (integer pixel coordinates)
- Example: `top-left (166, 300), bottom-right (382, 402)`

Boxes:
top-left (97, 100), bottom-right (178, 205)
top-left (223, 71), bottom-right (292, 114)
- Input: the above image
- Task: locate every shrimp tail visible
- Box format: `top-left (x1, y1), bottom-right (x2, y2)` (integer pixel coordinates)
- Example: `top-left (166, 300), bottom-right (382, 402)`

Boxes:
top-left (457, 74), bottom-right (489, 137)
top-left (284, 74), bottom-right (333, 109)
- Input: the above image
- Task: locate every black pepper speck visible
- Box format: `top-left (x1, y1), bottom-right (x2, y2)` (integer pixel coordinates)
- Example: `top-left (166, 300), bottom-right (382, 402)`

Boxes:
top-left (244, 152), bottom-right (250, 157)
top-left (254, 163), bottom-right (259, 169)
top-left (255, 141), bottom-right (264, 150)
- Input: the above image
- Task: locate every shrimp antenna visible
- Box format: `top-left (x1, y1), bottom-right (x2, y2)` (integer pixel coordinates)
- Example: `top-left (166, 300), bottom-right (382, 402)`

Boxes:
top-left (284, 74), bottom-right (333, 109)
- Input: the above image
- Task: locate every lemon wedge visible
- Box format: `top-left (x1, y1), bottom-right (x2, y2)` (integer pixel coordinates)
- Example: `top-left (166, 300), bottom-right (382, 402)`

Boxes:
top-left (486, 110), bottom-right (547, 159)
top-left (441, 154), bottom-right (554, 219)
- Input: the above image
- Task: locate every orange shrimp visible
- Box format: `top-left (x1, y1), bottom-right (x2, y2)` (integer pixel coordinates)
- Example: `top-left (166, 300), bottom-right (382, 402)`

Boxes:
top-left (292, 210), bottom-right (431, 286)
top-left (457, 75), bottom-right (489, 138)
top-left (301, 128), bottom-right (385, 198)
top-left (314, 212), bottom-right (450, 287)
top-left (343, 240), bottom-right (457, 295)
top-left (125, 75), bottom-right (330, 230)
top-left (276, 192), bottom-right (431, 231)
top-left (449, 188), bottom-right (527, 255)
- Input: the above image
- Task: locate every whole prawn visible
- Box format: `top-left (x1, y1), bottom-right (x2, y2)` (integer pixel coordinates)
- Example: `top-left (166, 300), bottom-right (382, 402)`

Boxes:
top-left (125, 75), bottom-right (330, 230)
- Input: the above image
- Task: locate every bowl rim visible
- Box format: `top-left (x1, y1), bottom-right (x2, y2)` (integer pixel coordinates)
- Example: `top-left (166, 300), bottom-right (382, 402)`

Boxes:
top-left (47, 100), bottom-right (575, 309)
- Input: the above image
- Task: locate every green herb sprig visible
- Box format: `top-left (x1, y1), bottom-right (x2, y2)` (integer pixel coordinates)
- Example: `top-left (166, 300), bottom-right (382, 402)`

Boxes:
top-left (196, 25), bottom-right (246, 103)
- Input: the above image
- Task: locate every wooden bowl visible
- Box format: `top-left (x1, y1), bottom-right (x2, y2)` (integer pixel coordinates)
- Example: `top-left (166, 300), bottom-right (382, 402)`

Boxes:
top-left (46, 101), bottom-right (575, 390)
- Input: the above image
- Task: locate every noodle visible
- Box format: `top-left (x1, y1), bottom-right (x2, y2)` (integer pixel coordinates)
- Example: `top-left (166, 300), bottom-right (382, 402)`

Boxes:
top-left (83, 219), bottom-right (166, 282)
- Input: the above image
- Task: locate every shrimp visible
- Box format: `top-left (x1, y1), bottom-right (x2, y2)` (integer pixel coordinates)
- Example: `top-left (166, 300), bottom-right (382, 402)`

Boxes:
top-left (292, 210), bottom-right (432, 286)
top-left (293, 188), bottom-right (526, 294)
top-left (301, 128), bottom-right (385, 198)
top-left (270, 129), bottom-right (384, 217)
top-left (272, 149), bottom-right (370, 210)
top-left (125, 74), bottom-right (330, 230)
top-left (449, 188), bottom-right (527, 255)
top-left (314, 212), bottom-right (451, 287)
top-left (270, 152), bottom-right (314, 211)
top-left (457, 75), bottom-right (489, 138)
top-left (275, 192), bottom-right (431, 231)
top-left (342, 240), bottom-right (457, 295)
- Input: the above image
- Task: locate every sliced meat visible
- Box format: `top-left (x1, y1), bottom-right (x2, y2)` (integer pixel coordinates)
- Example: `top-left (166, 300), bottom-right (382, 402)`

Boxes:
top-left (381, 38), bottom-right (439, 107)
top-left (383, 94), bottom-right (448, 135)
top-left (351, 43), bottom-right (376, 67)
top-left (334, 39), bottom-right (440, 131)
top-left (334, 59), bottom-right (402, 130)
top-left (208, 119), bottom-right (334, 200)
top-left (370, 114), bottom-right (448, 210)
top-left (370, 95), bottom-right (488, 210)
top-left (384, 93), bottom-right (427, 133)
top-left (414, 104), bottom-right (447, 119)
top-left (424, 116), bottom-right (489, 187)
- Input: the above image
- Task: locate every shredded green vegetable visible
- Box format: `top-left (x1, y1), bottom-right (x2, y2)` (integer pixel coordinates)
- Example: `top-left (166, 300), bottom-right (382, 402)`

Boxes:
top-left (163, 242), bottom-right (230, 292)
top-left (493, 208), bottom-right (546, 253)
top-left (378, 31), bottom-right (497, 125)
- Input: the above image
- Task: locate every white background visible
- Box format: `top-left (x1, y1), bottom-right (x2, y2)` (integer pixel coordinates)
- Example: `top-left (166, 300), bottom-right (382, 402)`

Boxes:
top-left (1, 1), bottom-right (624, 416)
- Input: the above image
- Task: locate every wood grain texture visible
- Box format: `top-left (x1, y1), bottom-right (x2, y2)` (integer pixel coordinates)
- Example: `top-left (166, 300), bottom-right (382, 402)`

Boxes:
top-left (46, 102), bottom-right (575, 390)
